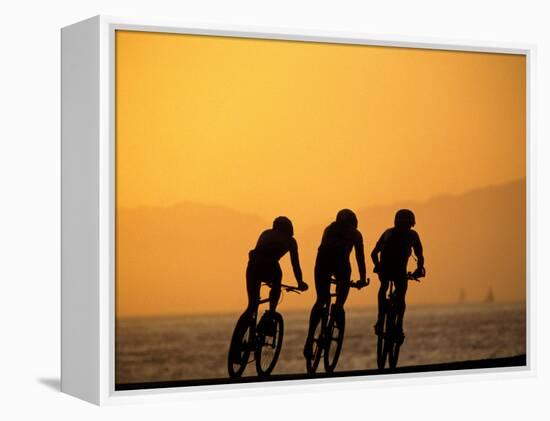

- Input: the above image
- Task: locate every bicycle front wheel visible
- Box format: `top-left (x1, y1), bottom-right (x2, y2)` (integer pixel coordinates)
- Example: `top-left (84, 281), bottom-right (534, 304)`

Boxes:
top-left (380, 305), bottom-right (398, 370)
top-left (255, 311), bottom-right (284, 376)
top-left (305, 311), bottom-right (326, 374)
top-left (387, 313), bottom-right (402, 368)
top-left (388, 339), bottom-right (402, 368)
top-left (376, 310), bottom-right (388, 369)
top-left (323, 306), bottom-right (346, 373)
top-left (227, 315), bottom-right (254, 378)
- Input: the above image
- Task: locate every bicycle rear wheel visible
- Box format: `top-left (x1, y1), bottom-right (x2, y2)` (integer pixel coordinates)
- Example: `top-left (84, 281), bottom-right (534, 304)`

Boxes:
top-left (305, 311), bottom-right (326, 374)
top-left (323, 306), bottom-right (345, 373)
top-left (227, 315), bottom-right (254, 378)
top-left (255, 311), bottom-right (284, 376)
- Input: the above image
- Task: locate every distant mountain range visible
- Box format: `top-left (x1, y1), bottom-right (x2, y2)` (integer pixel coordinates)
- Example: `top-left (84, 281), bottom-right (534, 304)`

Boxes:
top-left (299, 178), bottom-right (526, 309)
top-left (117, 179), bottom-right (526, 316)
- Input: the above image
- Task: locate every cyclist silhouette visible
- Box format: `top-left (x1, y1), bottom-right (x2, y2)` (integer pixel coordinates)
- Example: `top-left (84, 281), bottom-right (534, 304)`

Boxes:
top-left (229, 216), bottom-right (308, 367)
top-left (304, 209), bottom-right (368, 358)
top-left (371, 209), bottom-right (425, 344)
top-left (241, 216), bottom-right (308, 318)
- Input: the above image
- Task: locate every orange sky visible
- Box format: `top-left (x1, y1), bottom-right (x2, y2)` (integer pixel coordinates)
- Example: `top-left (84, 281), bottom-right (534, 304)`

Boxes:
top-left (115, 30), bottom-right (526, 317)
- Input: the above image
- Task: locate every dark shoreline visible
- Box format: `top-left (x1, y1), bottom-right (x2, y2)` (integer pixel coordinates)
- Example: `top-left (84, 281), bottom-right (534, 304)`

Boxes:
top-left (117, 301), bottom-right (526, 321)
top-left (116, 354), bottom-right (526, 391)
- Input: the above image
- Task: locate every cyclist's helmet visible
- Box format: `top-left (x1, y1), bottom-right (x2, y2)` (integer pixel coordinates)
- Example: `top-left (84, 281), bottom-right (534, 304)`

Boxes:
top-left (273, 216), bottom-right (294, 237)
top-left (336, 209), bottom-right (358, 230)
top-left (394, 209), bottom-right (416, 228)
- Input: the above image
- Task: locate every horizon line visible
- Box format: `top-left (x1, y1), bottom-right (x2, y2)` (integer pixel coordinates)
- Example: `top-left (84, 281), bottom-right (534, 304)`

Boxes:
top-left (116, 299), bottom-right (526, 320)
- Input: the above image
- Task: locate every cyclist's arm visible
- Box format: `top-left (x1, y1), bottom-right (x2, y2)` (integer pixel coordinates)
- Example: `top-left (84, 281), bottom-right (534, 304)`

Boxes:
top-left (289, 238), bottom-right (304, 283)
top-left (354, 231), bottom-right (367, 281)
top-left (412, 231), bottom-right (424, 270)
top-left (371, 234), bottom-right (384, 269)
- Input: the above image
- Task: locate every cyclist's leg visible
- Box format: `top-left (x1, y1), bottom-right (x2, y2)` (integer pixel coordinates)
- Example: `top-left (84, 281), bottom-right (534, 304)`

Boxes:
top-left (268, 263), bottom-right (283, 313)
top-left (230, 262), bottom-right (259, 362)
top-left (310, 272), bottom-right (331, 323)
top-left (243, 261), bottom-right (260, 317)
top-left (334, 261), bottom-right (352, 310)
top-left (394, 276), bottom-right (408, 335)
top-left (304, 264), bottom-right (331, 356)
top-left (375, 276), bottom-right (389, 333)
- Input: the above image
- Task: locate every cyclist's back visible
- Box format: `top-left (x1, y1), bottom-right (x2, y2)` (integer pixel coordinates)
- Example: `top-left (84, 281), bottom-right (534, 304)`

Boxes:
top-left (249, 228), bottom-right (297, 266)
top-left (319, 221), bottom-right (359, 257)
top-left (315, 220), bottom-right (364, 279)
top-left (376, 227), bottom-right (421, 278)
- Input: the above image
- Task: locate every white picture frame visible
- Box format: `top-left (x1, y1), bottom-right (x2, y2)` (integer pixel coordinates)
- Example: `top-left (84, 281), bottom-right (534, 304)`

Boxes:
top-left (61, 15), bottom-right (535, 405)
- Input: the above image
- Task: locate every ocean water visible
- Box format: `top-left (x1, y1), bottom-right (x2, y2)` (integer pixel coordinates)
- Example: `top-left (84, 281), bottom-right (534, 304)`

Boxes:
top-left (116, 302), bottom-right (526, 384)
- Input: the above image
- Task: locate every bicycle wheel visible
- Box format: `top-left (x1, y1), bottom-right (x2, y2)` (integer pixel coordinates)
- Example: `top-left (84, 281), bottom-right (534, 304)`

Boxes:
top-left (305, 310), bottom-right (327, 374)
top-left (376, 310), bottom-right (388, 369)
top-left (255, 311), bottom-right (284, 376)
top-left (380, 305), bottom-right (397, 370)
top-left (227, 315), bottom-right (254, 378)
top-left (388, 338), bottom-right (402, 368)
top-left (387, 308), bottom-right (403, 368)
top-left (323, 306), bottom-right (346, 373)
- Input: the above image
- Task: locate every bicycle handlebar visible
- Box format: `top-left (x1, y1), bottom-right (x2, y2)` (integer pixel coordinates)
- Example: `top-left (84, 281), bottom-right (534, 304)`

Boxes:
top-left (329, 277), bottom-right (370, 290)
top-left (281, 283), bottom-right (303, 293)
top-left (260, 281), bottom-right (304, 294)
top-left (407, 272), bottom-right (424, 282)
top-left (352, 279), bottom-right (370, 289)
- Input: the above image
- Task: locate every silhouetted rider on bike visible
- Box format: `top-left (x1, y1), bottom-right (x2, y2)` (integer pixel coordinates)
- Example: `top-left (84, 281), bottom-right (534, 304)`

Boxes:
top-left (371, 209), bottom-right (425, 344)
top-left (243, 216), bottom-right (308, 318)
top-left (304, 209), bottom-right (368, 358)
top-left (229, 216), bottom-right (308, 366)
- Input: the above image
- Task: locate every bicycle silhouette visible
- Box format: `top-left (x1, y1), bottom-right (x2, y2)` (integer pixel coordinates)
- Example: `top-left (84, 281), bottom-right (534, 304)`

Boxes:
top-left (305, 277), bottom-right (367, 374)
top-left (376, 270), bottom-right (424, 369)
top-left (228, 282), bottom-right (302, 378)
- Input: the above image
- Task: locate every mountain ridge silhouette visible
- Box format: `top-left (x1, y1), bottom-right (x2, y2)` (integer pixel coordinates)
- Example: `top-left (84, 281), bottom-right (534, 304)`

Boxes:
top-left (116, 178), bottom-right (525, 316)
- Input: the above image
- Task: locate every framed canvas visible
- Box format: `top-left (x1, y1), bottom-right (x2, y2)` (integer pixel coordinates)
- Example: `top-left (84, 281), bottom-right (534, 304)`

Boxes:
top-left (61, 15), bottom-right (533, 405)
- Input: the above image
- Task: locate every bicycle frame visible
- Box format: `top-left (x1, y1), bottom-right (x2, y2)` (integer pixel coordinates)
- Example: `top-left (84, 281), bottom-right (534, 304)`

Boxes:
top-left (328, 277), bottom-right (364, 311)
top-left (247, 282), bottom-right (300, 357)
top-left (384, 273), bottom-right (421, 313)
top-left (377, 272), bottom-right (421, 369)
top-left (306, 278), bottom-right (365, 374)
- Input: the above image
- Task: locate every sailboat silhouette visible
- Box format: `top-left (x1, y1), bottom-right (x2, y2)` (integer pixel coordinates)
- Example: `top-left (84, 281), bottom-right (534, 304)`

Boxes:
top-left (484, 287), bottom-right (495, 304)
top-left (458, 288), bottom-right (466, 304)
